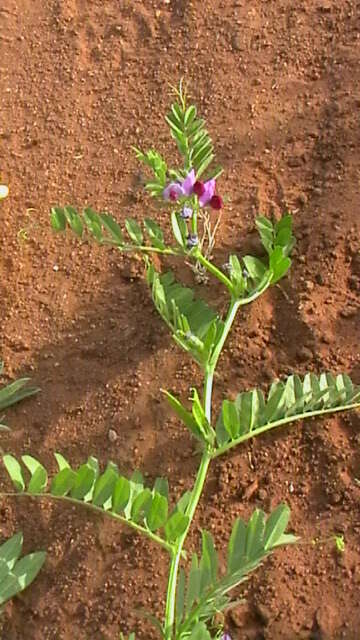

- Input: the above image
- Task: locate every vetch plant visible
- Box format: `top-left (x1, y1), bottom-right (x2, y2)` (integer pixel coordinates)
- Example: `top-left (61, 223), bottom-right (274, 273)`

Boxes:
top-left (1, 85), bottom-right (360, 639)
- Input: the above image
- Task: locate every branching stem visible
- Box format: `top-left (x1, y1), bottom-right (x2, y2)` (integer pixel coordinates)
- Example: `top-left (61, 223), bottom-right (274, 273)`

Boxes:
top-left (163, 295), bottom-right (242, 639)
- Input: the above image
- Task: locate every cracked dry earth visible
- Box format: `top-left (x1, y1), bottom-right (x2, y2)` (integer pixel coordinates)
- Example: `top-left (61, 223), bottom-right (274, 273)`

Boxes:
top-left (0, 0), bottom-right (360, 638)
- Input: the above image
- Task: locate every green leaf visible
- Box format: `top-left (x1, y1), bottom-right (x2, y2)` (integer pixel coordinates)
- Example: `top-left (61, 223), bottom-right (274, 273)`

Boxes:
top-left (229, 254), bottom-right (245, 296)
top-left (0, 550), bottom-right (46, 606)
top-left (3, 455), bottom-right (25, 492)
top-left (127, 469), bottom-right (144, 515)
top-left (269, 246), bottom-right (291, 283)
top-left (0, 378), bottom-right (39, 412)
top-left (153, 477), bottom-right (169, 499)
top-left (176, 568), bottom-right (186, 625)
top-left (165, 113), bottom-right (184, 138)
top-left (134, 148), bottom-right (167, 185)
top-left (164, 390), bottom-right (205, 443)
top-left (92, 463), bottom-right (119, 508)
top-left (54, 453), bottom-right (71, 471)
top-left (227, 518), bottom-right (246, 573)
top-left (27, 467), bottom-right (48, 494)
top-left (215, 411), bottom-right (230, 447)
top-left (50, 207), bottom-right (66, 231)
top-left (274, 215), bottom-right (296, 255)
top-left (50, 468), bottom-right (77, 497)
top-left (0, 532), bottom-right (23, 571)
top-left (245, 510), bottom-right (266, 560)
top-left (274, 532), bottom-right (299, 547)
top-left (264, 504), bottom-right (291, 550)
top-left (100, 213), bottom-right (124, 245)
top-left (146, 492), bottom-right (168, 531)
top-left (70, 463), bottom-right (96, 501)
top-left (189, 621), bottom-right (212, 640)
top-left (255, 216), bottom-right (273, 254)
top-left (201, 530), bottom-right (218, 584)
top-left (222, 400), bottom-right (239, 439)
top-left (185, 554), bottom-right (200, 613)
top-left (171, 212), bottom-right (186, 248)
top-left (21, 455), bottom-right (47, 494)
top-left (174, 490), bottom-right (192, 515)
top-left (165, 511), bottom-right (189, 543)
top-left (125, 218), bottom-right (143, 245)
top-left (184, 105), bottom-right (197, 128)
top-left (191, 388), bottom-right (210, 439)
top-left (112, 476), bottom-right (131, 514)
top-left (131, 488), bottom-right (152, 523)
top-left (264, 382), bottom-right (286, 422)
top-left (236, 389), bottom-right (265, 433)
top-left (144, 218), bottom-right (165, 250)
top-left (243, 255), bottom-right (267, 282)
top-left (145, 182), bottom-right (165, 197)
top-left (83, 207), bottom-right (103, 241)
top-left (64, 205), bottom-right (83, 237)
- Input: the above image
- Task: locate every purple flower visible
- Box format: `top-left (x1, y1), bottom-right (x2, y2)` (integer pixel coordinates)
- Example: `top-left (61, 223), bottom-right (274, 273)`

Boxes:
top-left (163, 170), bottom-right (195, 202)
top-left (221, 635), bottom-right (232, 640)
top-left (163, 170), bottom-right (221, 209)
top-left (198, 179), bottom-right (216, 207)
top-left (181, 169), bottom-right (196, 196)
top-left (163, 182), bottom-right (184, 202)
top-left (186, 233), bottom-right (198, 248)
top-left (181, 206), bottom-right (193, 219)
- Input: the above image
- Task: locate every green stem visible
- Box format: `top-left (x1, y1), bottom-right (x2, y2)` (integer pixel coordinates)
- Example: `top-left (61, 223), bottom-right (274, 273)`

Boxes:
top-left (164, 450), bottom-right (211, 640)
top-left (193, 251), bottom-right (233, 292)
top-left (191, 199), bottom-right (198, 238)
top-left (0, 492), bottom-right (174, 555)
top-left (209, 297), bottom-right (241, 371)
top-left (164, 297), bottom-right (243, 639)
top-left (117, 244), bottom-right (182, 256)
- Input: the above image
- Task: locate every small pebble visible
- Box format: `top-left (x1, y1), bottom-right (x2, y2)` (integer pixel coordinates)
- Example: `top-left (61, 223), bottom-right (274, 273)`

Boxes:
top-left (108, 429), bottom-right (118, 443)
top-left (297, 346), bottom-right (313, 362)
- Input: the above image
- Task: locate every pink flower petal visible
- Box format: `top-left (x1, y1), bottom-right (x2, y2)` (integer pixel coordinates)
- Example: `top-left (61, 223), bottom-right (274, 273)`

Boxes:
top-left (163, 183), bottom-right (184, 201)
top-left (181, 169), bottom-right (196, 196)
top-left (199, 179), bottom-right (216, 207)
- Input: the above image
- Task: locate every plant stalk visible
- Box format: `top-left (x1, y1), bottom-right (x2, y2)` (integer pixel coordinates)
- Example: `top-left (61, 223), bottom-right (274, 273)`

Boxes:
top-left (163, 296), bottom-right (242, 639)
top-left (164, 449), bottom-right (211, 640)
top-left (193, 250), bottom-right (233, 292)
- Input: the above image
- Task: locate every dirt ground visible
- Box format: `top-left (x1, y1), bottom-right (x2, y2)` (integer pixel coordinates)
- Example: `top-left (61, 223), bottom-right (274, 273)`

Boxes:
top-left (0, 0), bottom-right (360, 638)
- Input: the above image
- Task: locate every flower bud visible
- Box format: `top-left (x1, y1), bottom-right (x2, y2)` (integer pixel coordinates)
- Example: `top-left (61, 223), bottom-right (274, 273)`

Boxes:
top-left (210, 194), bottom-right (223, 210)
top-left (186, 233), bottom-right (199, 248)
top-left (181, 206), bottom-right (193, 219)
top-left (193, 181), bottom-right (205, 196)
